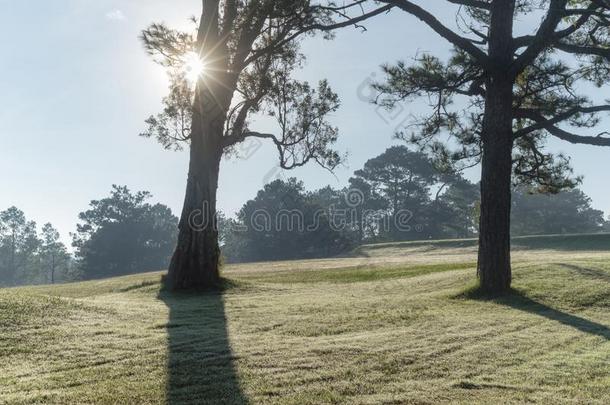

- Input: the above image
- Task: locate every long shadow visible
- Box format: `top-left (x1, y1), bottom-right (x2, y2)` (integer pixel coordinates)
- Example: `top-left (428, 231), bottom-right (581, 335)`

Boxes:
top-left (159, 284), bottom-right (248, 404)
top-left (491, 290), bottom-right (610, 341)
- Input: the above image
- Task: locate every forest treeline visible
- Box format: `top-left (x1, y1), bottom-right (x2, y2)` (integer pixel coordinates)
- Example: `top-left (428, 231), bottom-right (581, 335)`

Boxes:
top-left (221, 146), bottom-right (607, 263)
top-left (1, 147), bottom-right (607, 286)
top-left (0, 186), bottom-right (178, 287)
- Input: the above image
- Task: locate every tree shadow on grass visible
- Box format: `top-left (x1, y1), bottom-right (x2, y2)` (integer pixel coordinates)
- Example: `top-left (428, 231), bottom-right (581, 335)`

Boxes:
top-left (159, 280), bottom-right (248, 405)
top-left (460, 288), bottom-right (610, 341)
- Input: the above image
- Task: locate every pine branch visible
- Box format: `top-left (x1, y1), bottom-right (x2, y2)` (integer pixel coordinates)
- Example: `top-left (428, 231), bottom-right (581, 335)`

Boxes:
top-left (515, 107), bottom-right (610, 146)
top-left (379, 0), bottom-right (491, 69)
top-left (511, 0), bottom-right (569, 76)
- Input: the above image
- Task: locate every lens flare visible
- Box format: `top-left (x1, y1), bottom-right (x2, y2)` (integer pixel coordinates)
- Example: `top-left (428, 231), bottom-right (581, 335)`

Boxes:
top-left (183, 51), bottom-right (205, 83)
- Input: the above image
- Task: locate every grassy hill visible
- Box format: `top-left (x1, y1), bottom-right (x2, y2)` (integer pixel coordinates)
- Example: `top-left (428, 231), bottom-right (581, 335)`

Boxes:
top-left (1, 234), bottom-right (609, 404)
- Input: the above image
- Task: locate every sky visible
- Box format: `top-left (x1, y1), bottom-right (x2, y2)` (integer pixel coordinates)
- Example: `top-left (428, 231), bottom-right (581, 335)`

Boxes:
top-left (1, 1), bottom-right (609, 246)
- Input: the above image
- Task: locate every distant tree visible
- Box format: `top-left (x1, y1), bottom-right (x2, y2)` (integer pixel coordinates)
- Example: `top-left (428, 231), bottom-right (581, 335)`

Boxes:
top-left (217, 212), bottom-right (246, 263)
top-left (139, 2), bottom-right (391, 290)
top-left (345, 176), bottom-right (389, 243)
top-left (0, 208), bottom-right (76, 286)
top-left (40, 224), bottom-right (71, 284)
top-left (351, 146), bottom-right (437, 240)
top-left (306, 186), bottom-right (359, 255)
top-left (222, 179), bottom-right (354, 262)
top-left (0, 207), bottom-right (39, 286)
top-left (307, 186), bottom-right (343, 211)
top-left (428, 177), bottom-right (480, 239)
top-left (228, 178), bottom-right (309, 262)
top-left (512, 188), bottom-right (605, 236)
top-left (72, 186), bottom-right (178, 280)
top-left (373, 0), bottom-right (610, 293)
top-left (355, 146), bottom-right (436, 213)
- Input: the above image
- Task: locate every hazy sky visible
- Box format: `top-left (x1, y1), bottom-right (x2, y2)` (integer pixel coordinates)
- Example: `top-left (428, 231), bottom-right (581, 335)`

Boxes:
top-left (1, 1), bottom-right (609, 245)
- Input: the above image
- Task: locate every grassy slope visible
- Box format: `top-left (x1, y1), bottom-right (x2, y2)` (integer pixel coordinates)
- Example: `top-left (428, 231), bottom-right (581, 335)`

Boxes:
top-left (355, 232), bottom-right (610, 253)
top-left (1, 234), bottom-right (609, 404)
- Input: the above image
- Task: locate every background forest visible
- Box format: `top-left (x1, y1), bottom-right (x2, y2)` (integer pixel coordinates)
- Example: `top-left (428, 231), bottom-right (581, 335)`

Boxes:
top-left (1, 146), bottom-right (606, 286)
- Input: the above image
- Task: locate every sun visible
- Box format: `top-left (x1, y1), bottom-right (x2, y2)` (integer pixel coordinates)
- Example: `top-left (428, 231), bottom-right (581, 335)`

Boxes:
top-left (183, 51), bottom-right (205, 83)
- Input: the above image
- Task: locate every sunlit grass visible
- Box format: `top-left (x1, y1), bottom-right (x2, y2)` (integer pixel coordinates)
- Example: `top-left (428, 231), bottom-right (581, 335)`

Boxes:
top-left (1, 236), bottom-right (609, 404)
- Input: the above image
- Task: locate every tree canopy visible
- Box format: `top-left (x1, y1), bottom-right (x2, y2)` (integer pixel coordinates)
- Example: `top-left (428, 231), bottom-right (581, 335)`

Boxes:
top-left (220, 145), bottom-right (606, 263)
top-left (366, 0), bottom-right (610, 293)
top-left (139, 0), bottom-right (394, 289)
top-left (0, 207), bottom-right (72, 286)
top-left (140, 1), bottom-right (392, 167)
top-left (72, 186), bottom-right (178, 280)
top-left (374, 0), bottom-right (610, 192)
top-left (221, 147), bottom-right (484, 262)
top-left (511, 187), bottom-right (606, 235)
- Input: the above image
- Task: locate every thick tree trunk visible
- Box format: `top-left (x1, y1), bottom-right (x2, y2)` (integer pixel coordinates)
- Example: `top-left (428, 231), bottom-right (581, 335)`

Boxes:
top-left (477, 76), bottom-right (515, 293)
top-left (164, 6), bottom-right (236, 290)
top-left (476, 0), bottom-right (516, 294)
top-left (166, 121), bottom-right (223, 291)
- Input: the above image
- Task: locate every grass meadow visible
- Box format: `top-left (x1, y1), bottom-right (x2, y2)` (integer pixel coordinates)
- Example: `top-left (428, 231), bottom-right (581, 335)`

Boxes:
top-left (1, 234), bottom-right (609, 404)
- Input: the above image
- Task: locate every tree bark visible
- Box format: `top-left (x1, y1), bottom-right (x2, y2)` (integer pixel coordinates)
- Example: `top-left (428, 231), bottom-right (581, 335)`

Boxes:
top-left (478, 76), bottom-right (514, 293)
top-left (165, 3), bottom-right (232, 290)
top-left (477, 0), bottom-right (516, 294)
top-left (166, 100), bottom-right (224, 290)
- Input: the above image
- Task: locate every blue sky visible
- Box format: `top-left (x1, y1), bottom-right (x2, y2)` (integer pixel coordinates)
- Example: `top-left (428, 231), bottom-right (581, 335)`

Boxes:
top-left (1, 1), bottom-right (609, 245)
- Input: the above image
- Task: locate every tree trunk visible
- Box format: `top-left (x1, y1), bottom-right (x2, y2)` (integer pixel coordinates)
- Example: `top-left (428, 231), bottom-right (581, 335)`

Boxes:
top-left (476, 0), bottom-right (516, 294)
top-left (165, 11), bottom-right (233, 290)
top-left (51, 254), bottom-right (55, 284)
top-left (9, 232), bottom-right (15, 286)
top-left (357, 211), bottom-right (364, 244)
top-left (166, 117), bottom-right (224, 291)
top-left (477, 78), bottom-right (514, 293)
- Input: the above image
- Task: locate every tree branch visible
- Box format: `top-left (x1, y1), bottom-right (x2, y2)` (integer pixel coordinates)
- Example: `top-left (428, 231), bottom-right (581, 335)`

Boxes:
top-left (515, 105), bottom-right (610, 137)
top-left (242, 4), bottom-right (394, 68)
top-left (380, 0), bottom-right (491, 69)
top-left (555, 41), bottom-right (610, 60)
top-left (511, 0), bottom-right (568, 76)
top-left (515, 107), bottom-right (610, 146)
top-left (447, 0), bottom-right (491, 9)
top-left (546, 126), bottom-right (610, 146)
top-left (512, 4), bottom-right (596, 50)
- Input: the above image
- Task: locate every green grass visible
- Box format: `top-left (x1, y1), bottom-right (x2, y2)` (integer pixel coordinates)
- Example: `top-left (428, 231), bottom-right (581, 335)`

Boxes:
top-left (1, 237), bottom-right (609, 404)
top-left (240, 262), bottom-right (477, 284)
top-left (356, 232), bottom-right (610, 254)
